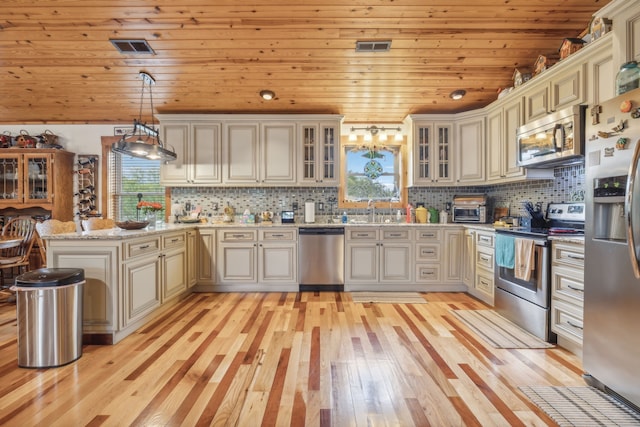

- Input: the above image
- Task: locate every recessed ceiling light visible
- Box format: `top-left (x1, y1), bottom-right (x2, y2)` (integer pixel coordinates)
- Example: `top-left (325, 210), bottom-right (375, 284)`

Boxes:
top-left (260, 90), bottom-right (275, 100)
top-left (449, 90), bottom-right (466, 100)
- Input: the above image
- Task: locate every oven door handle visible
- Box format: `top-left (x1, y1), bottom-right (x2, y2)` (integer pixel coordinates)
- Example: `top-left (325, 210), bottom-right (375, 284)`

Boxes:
top-left (626, 136), bottom-right (640, 279)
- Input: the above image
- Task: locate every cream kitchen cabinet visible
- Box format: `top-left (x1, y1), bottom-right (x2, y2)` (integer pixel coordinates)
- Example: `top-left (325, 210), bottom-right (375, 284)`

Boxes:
top-left (407, 117), bottom-right (456, 186)
top-left (470, 229), bottom-right (495, 305)
top-left (455, 114), bottom-right (485, 184)
top-left (216, 227), bottom-right (297, 290)
top-left (224, 122), bottom-right (297, 185)
top-left (195, 228), bottom-right (216, 290)
top-left (413, 227), bottom-right (465, 290)
top-left (159, 120), bottom-right (222, 185)
top-left (524, 64), bottom-right (586, 123)
top-left (187, 229), bottom-right (198, 288)
top-left (551, 240), bottom-right (585, 356)
top-left (345, 227), bottom-right (412, 289)
top-left (298, 121), bottom-right (340, 186)
top-left (161, 231), bottom-right (188, 302)
top-left (121, 235), bottom-right (162, 328)
top-left (462, 228), bottom-right (476, 288)
top-left (486, 99), bottom-right (554, 183)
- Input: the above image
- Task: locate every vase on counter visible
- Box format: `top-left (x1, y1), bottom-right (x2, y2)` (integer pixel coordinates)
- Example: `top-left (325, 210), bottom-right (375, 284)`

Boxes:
top-left (145, 211), bottom-right (157, 229)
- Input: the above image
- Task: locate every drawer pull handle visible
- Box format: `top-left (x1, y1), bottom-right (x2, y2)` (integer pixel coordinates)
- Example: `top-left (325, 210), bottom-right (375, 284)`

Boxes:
top-left (480, 279), bottom-right (490, 286)
top-left (271, 234), bottom-right (285, 237)
top-left (139, 244), bottom-right (150, 249)
top-left (567, 254), bottom-right (584, 260)
top-left (421, 271), bottom-right (434, 276)
top-left (356, 233), bottom-right (370, 237)
top-left (480, 255), bottom-right (490, 262)
top-left (389, 233), bottom-right (402, 237)
top-left (567, 320), bottom-right (583, 330)
top-left (422, 249), bottom-right (435, 255)
top-left (171, 238), bottom-right (179, 243)
top-left (567, 285), bottom-right (584, 292)
top-left (421, 233), bottom-right (435, 238)
top-left (231, 234), bottom-right (246, 238)
top-left (479, 236), bottom-right (491, 243)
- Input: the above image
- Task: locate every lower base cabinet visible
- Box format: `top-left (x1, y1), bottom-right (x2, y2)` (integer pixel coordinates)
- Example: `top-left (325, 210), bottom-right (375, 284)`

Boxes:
top-left (469, 230), bottom-right (495, 305)
top-left (216, 227), bottom-right (298, 291)
top-left (46, 229), bottom-right (190, 345)
top-left (551, 240), bottom-right (585, 356)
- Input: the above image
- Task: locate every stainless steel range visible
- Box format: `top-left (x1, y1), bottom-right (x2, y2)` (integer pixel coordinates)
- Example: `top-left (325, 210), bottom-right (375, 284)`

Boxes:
top-left (494, 202), bottom-right (585, 342)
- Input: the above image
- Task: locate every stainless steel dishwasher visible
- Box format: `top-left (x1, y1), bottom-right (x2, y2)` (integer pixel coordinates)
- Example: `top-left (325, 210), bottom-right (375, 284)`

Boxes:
top-left (298, 227), bottom-right (344, 291)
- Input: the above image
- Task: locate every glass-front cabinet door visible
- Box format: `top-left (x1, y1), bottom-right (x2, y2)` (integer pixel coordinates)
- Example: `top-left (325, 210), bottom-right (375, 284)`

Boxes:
top-left (413, 122), bottom-right (453, 185)
top-left (23, 153), bottom-right (53, 204)
top-left (0, 153), bottom-right (22, 204)
top-left (299, 123), bottom-right (339, 185)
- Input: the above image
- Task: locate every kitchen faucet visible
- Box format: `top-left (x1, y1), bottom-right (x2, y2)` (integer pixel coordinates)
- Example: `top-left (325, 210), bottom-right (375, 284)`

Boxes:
top-left (368, 199), bottom-right (375, 223)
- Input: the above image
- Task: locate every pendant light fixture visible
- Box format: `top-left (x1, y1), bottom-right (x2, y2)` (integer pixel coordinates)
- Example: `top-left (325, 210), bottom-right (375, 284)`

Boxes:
top-left (112, 72), bottom-right (177, 162)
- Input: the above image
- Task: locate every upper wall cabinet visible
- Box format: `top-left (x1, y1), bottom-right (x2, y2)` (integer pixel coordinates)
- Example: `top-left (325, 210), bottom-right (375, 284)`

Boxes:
top-left (160, 121), bottom-right (222, 186)
top-left (455, 114), bottom-right (485, 184)
top-left (524, 64), bottom-right (586, 123)
top-left (298, 122), bottom-right (340, 186)
top-left (406, 117), bottom-right (456, 186)
top-left (224, 122), bottom-right (296, 185)
top-left (486, 98), bottom-right (553, 183)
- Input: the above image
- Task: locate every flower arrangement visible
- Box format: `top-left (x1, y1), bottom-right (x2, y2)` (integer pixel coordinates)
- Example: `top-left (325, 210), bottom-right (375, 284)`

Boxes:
top-left (137, 201), bottom-right (163, 214)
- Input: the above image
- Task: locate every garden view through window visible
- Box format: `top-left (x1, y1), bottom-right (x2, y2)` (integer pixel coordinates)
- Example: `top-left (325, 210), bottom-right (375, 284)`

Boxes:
top-left (110, 153), bottom-right (164, 221)
top-left (344, 146), bottom-right (402, 203)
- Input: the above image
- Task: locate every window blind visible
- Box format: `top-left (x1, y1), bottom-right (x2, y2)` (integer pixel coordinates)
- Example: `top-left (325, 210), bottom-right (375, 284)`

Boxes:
top-left (109, 152), bottom-right (165, 221)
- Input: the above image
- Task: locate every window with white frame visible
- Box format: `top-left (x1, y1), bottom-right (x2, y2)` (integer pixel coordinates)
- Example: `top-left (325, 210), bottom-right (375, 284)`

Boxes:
top-left (109, 152), bottom-right (164, 221)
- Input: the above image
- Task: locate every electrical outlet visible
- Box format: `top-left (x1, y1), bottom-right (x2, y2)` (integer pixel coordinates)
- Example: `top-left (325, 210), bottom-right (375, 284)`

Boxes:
top-left (318, 202), bottom-right (324, 211)
top-left (211, 203), bottom-right (219, 211)
top-left (292, 202), bottom-right (298, 210)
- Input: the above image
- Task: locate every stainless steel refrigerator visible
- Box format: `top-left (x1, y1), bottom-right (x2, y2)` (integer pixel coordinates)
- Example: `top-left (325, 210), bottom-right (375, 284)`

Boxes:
top-left (584, 87), bottom-right (640, 409)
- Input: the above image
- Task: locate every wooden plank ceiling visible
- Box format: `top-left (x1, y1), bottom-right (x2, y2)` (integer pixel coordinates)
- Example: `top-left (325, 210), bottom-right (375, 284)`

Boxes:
top-left (0, 0), bottom-right (612, 124)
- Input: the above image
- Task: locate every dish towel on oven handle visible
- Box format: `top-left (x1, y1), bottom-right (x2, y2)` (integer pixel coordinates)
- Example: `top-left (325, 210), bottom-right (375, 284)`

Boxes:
top-left (495, 234), bottom-right (515, 269)
top-left (514, 238), bottom-right (535, 281)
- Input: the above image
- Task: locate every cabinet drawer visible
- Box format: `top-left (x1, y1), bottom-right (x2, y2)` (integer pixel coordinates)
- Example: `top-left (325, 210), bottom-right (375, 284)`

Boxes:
top-left (552, 242), bottom-right (584, 269)
top-left (551, 298), bottom-right (583, 344)
top-left (551, 265), bottom-right (584, 306)
top-left (219, 229), bottom-right (258, 242)
top-left (260, 229), bottom-right (297, 242)
top-left (415, 229), bottom-right (442, 241)
top-left (347, 228), bottom-right (378, 241)
top-left (124, 237), bottom-right (161, 260)
top-left (382, 229), bottom-right (410, 241)
top-left (163, 232), bottom-right (186, 250)
top-left (475, 271), bottom-right (494, 296)
top-left (415, 264), bottom-right (441, 283)
top-left (415, 243), bottom-right (440, 262)
top-left (476, 232), bottom-right (494, 248)
top-left (476, 247), bottom-right (494, 272)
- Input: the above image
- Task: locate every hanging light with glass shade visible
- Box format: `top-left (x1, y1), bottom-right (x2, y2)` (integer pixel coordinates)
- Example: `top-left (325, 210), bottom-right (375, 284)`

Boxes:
top-left (112, 72), bottom-right (177, 162)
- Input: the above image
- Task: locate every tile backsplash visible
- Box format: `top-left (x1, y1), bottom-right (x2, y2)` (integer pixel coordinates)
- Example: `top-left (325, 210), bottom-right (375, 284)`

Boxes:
top-left (170, 164), bottom-right (585, 222)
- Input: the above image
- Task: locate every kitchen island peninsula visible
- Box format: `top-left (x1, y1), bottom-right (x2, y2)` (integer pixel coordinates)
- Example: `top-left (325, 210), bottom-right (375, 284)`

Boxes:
top-left (43, 221), bottom-right (484, 344)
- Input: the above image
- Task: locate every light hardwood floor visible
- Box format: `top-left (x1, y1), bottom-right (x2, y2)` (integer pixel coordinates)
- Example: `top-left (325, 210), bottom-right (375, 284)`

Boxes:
top-left (0, 292), bottom-right (583, 426)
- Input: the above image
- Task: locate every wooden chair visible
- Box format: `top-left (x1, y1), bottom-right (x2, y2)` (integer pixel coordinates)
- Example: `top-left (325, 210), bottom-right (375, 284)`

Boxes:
top-left (81, 218), bottom-right (115, 231)
top-left (0, 216), bottom-right (37, 291)
top-left (35, 219), bottom-right (77, 266)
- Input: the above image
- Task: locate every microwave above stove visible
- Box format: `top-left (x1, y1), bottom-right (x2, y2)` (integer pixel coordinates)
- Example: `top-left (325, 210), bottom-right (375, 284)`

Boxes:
top-left (516, 105), bottom-right (586, 168)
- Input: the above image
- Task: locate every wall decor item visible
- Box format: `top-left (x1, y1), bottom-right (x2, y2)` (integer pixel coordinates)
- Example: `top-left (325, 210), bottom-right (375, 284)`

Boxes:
top-left (512, 68), bottom-right (531, 87)
top-left (590, 17), bottom-right (612, 41)
top-left (75, 154), bottom-right (100, 220)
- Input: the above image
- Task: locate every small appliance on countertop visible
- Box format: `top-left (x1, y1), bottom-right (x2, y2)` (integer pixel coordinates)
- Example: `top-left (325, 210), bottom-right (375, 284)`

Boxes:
top-left (452, 194), bottom-right (490, 223)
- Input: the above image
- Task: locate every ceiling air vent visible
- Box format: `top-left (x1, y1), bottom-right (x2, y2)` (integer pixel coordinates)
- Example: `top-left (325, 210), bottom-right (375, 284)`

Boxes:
top-left (110, 39), bottom-right (155, 54)
top-left (355, 40), bottom-right (392, 52)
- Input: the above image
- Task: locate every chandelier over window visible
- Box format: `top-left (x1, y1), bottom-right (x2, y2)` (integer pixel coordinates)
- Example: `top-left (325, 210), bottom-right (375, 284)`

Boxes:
top-left (111, 72), bottom-right (177, 162)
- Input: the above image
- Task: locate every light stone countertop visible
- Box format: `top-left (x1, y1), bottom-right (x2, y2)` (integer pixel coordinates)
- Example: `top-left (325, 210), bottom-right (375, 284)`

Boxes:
top-left (41, 220), bottom-right (476, 240)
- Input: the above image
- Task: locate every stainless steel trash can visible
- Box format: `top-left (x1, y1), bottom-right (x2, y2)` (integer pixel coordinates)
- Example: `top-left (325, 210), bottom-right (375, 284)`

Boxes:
top-left (11, 268), bottom-right (85, 368)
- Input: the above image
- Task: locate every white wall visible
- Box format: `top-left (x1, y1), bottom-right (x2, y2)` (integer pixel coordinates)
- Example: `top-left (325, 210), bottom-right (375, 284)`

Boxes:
top-left (2, 124), bottom-right (127, 155)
